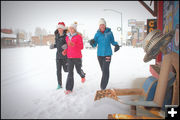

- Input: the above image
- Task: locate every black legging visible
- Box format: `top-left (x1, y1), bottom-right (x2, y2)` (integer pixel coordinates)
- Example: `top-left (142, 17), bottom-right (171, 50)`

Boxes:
top-left (98, 56), bottom-right (111, 90)
top-left (56, 59), bottom-right (68, 86)
top-left (66, 58), bottom-right (85, 91)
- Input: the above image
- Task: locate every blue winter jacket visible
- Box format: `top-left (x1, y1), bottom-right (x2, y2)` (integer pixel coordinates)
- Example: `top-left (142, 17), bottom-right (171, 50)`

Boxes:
top-left (92, 27), bottom-right (118, 56)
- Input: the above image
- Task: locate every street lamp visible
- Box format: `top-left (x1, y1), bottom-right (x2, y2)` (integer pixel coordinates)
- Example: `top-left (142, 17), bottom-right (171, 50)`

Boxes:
top-left (104, 9), bottom-right (123, 45)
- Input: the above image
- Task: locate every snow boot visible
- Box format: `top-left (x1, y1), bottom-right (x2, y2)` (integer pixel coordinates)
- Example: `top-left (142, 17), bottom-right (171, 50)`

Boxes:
top-left (56, 84), bottom-right (62, 90)
top-left (81, 77), bottom-right (85, 83)
top-left (64, 90), bottom-right (72, 95)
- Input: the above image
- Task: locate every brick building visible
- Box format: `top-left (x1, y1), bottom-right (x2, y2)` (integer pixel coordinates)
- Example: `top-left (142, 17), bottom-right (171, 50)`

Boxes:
top-left (42, 34), bottom-right (55, 45)
top-left (31, 34), bottom-right (55, 46)
top-left (31, 36), bottom-right (41, 45)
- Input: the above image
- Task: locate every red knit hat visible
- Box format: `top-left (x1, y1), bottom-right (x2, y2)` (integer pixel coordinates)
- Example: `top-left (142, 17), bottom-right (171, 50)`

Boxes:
top-left (57, 22), bottom-right (65, 30)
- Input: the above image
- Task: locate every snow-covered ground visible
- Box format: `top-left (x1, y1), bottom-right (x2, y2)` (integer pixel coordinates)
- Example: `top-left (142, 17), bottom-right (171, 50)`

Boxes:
top-left (1, 46), bottom-right (155, 119)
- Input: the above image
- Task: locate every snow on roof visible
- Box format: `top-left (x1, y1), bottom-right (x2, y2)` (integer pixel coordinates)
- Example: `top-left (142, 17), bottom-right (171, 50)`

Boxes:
top-left (1, 32), bottom-right (16, 38)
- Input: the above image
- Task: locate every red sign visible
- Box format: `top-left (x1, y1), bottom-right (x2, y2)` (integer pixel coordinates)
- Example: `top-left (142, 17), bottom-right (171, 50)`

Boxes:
top-left (1, 29), bottom-right (13, 34)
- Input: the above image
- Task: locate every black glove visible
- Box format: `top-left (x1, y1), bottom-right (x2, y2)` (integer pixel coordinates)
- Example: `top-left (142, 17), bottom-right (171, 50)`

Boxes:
top-left (90, 39), bottom-right (95, 46)
top-left (114, 45), bottom-right (120, 52)
top-left (50, 44), bottom-right (55, 49)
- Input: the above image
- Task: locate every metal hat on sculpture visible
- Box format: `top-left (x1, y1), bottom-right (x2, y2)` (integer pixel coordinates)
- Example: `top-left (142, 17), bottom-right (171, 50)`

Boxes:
top-left (143, 30), bottom-right (175, 63)
top-left (143, 29), bottom-right (162, 52)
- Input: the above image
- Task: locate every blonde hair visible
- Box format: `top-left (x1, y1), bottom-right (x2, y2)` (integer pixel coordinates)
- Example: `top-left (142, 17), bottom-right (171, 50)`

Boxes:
top-left (66, 29), bottom-right (82, 36)
top-left (67, 21), bottom-right (82, 36)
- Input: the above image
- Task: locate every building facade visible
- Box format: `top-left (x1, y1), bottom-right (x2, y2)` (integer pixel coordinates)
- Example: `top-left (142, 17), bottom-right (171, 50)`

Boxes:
top-left (31, 34), bottom-right (55, 46)
top-left (1, 29), bottom-right (17, 48)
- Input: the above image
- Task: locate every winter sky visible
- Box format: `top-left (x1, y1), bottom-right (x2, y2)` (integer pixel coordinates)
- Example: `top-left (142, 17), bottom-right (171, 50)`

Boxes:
top-left (1, 1), bottom-right (156, 39)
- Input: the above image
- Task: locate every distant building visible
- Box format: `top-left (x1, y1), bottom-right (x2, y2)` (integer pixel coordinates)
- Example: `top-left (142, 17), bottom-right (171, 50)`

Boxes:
top-left (135, 21), bottom-right (145, 42)
top-left (17, 32), bottom-right (26, 44)
top-left (31, 36), bottom-right (41, 45)
top-left (127, 20), bottom-right (147, 47)
top-left (31, 34), bottom-right (55, 46)
top-left (1, 29), bottom-right (13, 34)
top-left (1, 29), bottom-right (17, 48)
top-left (42, 34), bottom-right (55, 45)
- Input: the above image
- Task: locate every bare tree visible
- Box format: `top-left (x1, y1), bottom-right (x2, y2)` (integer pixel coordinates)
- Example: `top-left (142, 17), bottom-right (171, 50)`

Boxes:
top-left (28, 32), bottom-right (32, 41)
top-left (35, 27), bottom-right (45, 45)
top-left (42, 28), bottom-right (47, 36)
top-left (35, 27), bottom-right (42, 36)
top-left (14, 28), bottom-right (20, 34)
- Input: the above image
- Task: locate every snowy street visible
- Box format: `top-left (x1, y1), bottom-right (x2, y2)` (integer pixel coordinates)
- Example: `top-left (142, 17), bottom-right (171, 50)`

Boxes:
top-left (1, 46), bottom-right (154, 119)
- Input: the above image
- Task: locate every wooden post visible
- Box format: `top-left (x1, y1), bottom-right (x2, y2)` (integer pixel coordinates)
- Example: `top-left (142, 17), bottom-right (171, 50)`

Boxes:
top-left (130, 105), bottom-right (136, 115)
top-left (108, 114), bottom-right (113, 119)
top-left (156, 1), bottom-right (163, 64)
top-left (154, 54), bottom-right (172, 106)
top-left (171, 52), bottom-right (179, 105)
top-left (138, 1), bottom-right (158, 17)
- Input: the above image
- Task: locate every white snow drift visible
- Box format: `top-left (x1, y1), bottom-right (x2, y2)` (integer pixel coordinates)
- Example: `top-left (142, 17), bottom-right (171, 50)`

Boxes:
top-left (1, 46), bottom-right (154, 119)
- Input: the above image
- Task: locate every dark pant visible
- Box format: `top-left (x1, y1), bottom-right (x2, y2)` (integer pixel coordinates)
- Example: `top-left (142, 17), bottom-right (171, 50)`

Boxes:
top-left (56, 59), bottom-right (68, 86)
top-left (98, 56), bottom-right (111, 90)
top-left (66, 58), bottom-right (86, 91)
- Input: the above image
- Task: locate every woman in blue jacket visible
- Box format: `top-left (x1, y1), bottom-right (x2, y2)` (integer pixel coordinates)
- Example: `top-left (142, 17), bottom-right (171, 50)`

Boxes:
top-left (90, 18), bottom-right (120, 90)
